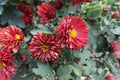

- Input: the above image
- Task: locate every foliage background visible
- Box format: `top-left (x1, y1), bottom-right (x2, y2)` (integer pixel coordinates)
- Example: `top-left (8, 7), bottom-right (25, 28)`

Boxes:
top-left (0, 0), bottom-right (120, 80)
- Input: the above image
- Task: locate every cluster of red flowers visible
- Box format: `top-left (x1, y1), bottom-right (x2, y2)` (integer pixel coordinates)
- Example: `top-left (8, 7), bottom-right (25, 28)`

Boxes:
top-left (29, 15), bottom-right (88, 62)
top-left (29, 1), bottom-right (88, 62)
top-left (0, 26), bottom-right (24, 79)
top-left (0, 1), bottom-right (89, 79)
top-left (0, 0), bottom-right (119, 79)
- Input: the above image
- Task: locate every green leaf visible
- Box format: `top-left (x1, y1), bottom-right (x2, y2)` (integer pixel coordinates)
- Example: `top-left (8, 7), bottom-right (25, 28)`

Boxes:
top-left (97, 70), bottom-right (107, 80)
top-left (87, 8), bottom-right (103, 18)
top-left (38, 24), bottom-right (51, 32)
top-left (32, 62), bottom-right (54, 79)
top-left (0, 0), bottom-right (7, 5)
top-left (74, 49), bottom-right (91, 63)
top-left (0, 9), bottom-right (25, 28)
top-left (30, 24), bottom-right (52, 35)
top-left (57, 65), bottom-right (73, 80)
top-left (72, 64), bottom-right (83, 77)
top-left (83, 60), bottom-right (97, 75)
top-left (68, 5), bottom-right (78, 14)
top-left (110, 27), bottom-right (120, 35)
top-left (105, 59), bottom-right (118, 75)
top-left (30, 28), bottom-right (52, 35)
top-left (24, 35), bottom-right (31, 42)
top-left (0, 6), bottom-right (3, 15)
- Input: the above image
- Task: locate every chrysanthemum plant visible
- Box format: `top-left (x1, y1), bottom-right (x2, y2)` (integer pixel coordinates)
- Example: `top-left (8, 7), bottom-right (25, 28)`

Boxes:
top-left (0, 0), bottom-right (120, 80)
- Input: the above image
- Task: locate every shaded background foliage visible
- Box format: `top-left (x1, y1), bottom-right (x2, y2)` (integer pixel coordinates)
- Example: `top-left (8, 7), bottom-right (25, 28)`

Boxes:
top-left (0, 0), bottom-right (120, 80)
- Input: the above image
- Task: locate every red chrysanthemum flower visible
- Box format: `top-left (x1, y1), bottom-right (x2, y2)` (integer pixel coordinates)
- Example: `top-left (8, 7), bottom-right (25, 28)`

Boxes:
top-left (0, 51), bottom-right (16, 80)
top-left (28, 33), bottom-right (62, 62)
top-left (56, 16), bottom-right (88, 50)
top-left (0, 26), bottom-right (24, 53)
top-left (54, 0), bottom-right (63, 10)
top-left (105, 74), bottom-right (115, 80)
top-left (112, 10), bottom-right (120, 18)
top-left (72, 0), bottom-right (92, 6)
top-left (110, 41), bottom-right (120, 57)
top-left (37, 2), bottom-right (56, 23)
top-left (17, 3), bottom-right (33, 25)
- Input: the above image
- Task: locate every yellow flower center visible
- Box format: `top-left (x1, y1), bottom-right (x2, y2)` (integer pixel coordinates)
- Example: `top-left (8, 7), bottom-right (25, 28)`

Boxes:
top-left (15, 34), bottom-right (21, 40)
top-left (41, 45), bottom-right (50, 52)
top-left (70, 29), bottom-right (77, 38)
top-left (99, 1), bottom-right (103, 5)
top-left (0, 61), bottom-right (3, 68)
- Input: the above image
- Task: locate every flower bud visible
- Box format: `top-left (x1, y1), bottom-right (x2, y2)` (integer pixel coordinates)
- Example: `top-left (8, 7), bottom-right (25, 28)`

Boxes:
top-left (105, 74), bottom-right (115, 80)
top-left (54, 0), bottom-right (63, 10)
top-left (112, 10), bottom-right (120, 18)
top-left (20, 56), bottom-right (27, 63)
top-left (81, 76), bottom-right (88, 80)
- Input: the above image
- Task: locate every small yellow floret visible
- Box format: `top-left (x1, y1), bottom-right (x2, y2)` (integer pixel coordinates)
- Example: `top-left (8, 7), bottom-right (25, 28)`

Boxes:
top-left (0, 61), bottom-right (3, 68)
top-left (70, 29), bottom-right (77, 38)
top-left (41, 45), bottom-right (50, 52)
top-left (15, 34), bottom-right (21, 40)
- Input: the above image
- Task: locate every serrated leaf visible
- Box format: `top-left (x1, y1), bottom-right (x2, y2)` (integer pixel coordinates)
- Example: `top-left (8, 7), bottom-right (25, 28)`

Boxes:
top-left (0, 0), bottom-right (7, 5)
top-left (38, 24), bottom-right (51, 32)
top-left (83, 60), bottom-right (96, 75)
top-left (24, 35), bottom-right (31, 42)
top-left (0, 6), bottom-right (3, 15)
top-left (57, 65), bottom-right (73, 80)
top-left (87, 8), bottom-right (103, 18)
top-left (74, 49), bottom-right (91, 62)
top-left (0, 9), bottom-right (25, 28)
top-left (97, 70), bottom-right (107, 80)
top-left (32, 62), bottom-right (54, 79)
top-left (8, 19), bottom-right (25, 28)
top-left (110, 27), bottom-right (120, 35)
top-left (72, 64), bottom-right (83, 76)
top-left (68, 5), bottom-right (78, 14)
top-left (30, 28), bottom-right (52, 35)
